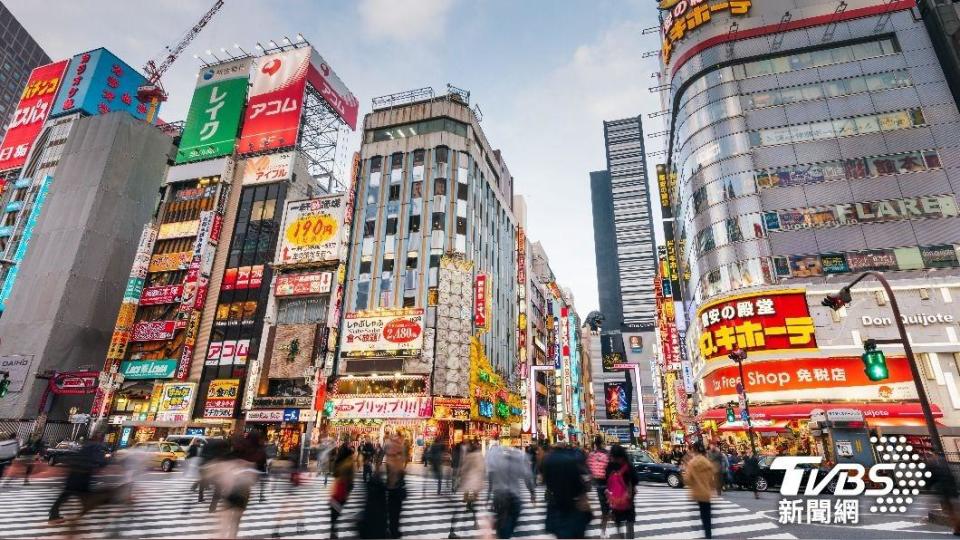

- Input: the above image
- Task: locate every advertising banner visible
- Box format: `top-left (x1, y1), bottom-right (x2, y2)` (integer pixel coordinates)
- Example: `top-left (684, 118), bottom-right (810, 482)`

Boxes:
top-left (51, 48), bottom-right (152, 120)
top-left (130, 320), bottom-right (176, 342)
top-left (205, 339), bottom-right (251, 366)
top-left (433, 397), bottom-right (471, 421)
top-left (242, 152), bottom-right (295, 185)
top-left (245, 409), bottom-right (285, 422)
top-left (474, 274), bottom-right (487, 329)
top-left (604, 382), bottom-right (630, 420)
top-left (278, 196), bottom-right (346, 264)
top-left (176, 59), bottom-right (252, 163)
top-left (0, 60), bottom-right (68, 173)
top-left (238, 49), bottom-right (310, 154)
top-left (331, 396), bottom-right (433, 419)
top-left (306, 49), bottom-right (359, 130)
top-left (600, 331), bottom-right (627, 372)
top-left (148, 251), bottom-right (192, 273)
top-left (341, 309), bottom-right (425, 357)
top-left (0, 175), bottom-right (51, 312)
top-left (696, 289), bottom-right (816, 361)
top-left (275, 272), bottom-right (332, 296)
top-left (119, 359), bottom-right (177, 379)
top-left (222, 265), bottom-right (264, 291)
top-left (0, 355), bottom-right (33, 392)
top-left (139, 285), bottom-right (183, 306)
top-left (157, 220), bottom-right (200, 240)
top-left (203, 379), bottom-right (240, 418)
top-left (156, 382), bottom-right (197, 423)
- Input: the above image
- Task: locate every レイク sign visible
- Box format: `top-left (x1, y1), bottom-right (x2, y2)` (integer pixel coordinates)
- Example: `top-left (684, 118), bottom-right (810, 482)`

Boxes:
top-left (697, 289), bottom-right (816, 361)
top-left (0, 60), bottom-right (68, 173)
top-left (176, 58), bottom-right (252, 163)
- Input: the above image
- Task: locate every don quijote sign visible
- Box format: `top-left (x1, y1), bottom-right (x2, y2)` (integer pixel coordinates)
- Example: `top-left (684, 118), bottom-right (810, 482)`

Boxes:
top-left (861, 313), bottom-right (955, 327)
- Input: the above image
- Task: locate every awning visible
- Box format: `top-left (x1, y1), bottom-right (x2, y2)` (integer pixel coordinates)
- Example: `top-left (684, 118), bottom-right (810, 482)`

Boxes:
top-left (718, 419), bottom-right (789, 432)
top-left (702, 402), bottom-right (943, 422)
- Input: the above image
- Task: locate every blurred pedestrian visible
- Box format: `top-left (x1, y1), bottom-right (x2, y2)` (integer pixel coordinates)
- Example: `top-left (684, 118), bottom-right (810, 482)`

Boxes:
top-left (211, 455), bottom-right (261, 539)
top-left (683, 443), bottom-right (717, 540)
top-left (742, 452), bottom-right (760, 499)
top-left (606, 445), bottom-right (638, 539)
top-left (357, 469), bottom-right (389, 538)
top-left (0, 432), bottom-right (18, 483)
top-left (3, 436), bottom-right (42, 487)
top-left (375, 442), bottom-right (385, 472)
top-left (541, 445), bottom-right (593, 539)
top-left (329, 437), bottom-right (355, 540)
top-left (450, 441), bottom-right (463, 493)
top-left (448, 440), bottom-right (484, 538)
top-left (361, 438), bottom-right (376, 483)
top-left (487, 443), bottom-right (535, 539)
top-left (927, 452), bottom-right (960, 535)
top-left (426, 439), bottom-right (446, 495)
top-left (707, 444), bottom-right (724, 496)
top-left (385, 433), bottom-right (408, 538)
top-left (48, 434), bottom-right (109, 523)
top-left (587, 436), bottom-right (610, 537)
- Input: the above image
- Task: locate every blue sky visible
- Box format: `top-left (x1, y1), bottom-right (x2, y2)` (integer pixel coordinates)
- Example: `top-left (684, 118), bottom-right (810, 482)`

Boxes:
top-left (7, 0), bottom-right (664, 315)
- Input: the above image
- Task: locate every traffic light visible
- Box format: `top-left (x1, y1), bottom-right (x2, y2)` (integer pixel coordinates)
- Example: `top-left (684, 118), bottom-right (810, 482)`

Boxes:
top-left (861, 339), bottom-right (889, 381)
top-left (726, 403), bottom-right (736, 423)
top-left (822, 287), bottom-right (852, 311)
top-left (0, 372), bottom-right (9, 398)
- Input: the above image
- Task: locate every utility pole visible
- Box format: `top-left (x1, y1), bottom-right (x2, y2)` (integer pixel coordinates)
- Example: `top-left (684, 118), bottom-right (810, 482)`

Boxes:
top-left (728, 348), bottom-right (757, 457)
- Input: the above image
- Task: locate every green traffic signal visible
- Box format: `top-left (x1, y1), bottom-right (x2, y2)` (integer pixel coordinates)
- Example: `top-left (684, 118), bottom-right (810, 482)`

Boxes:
top-left (726, 404), bottom-right (735, 423)
top-left (862, 341), bottom-right (889, 382)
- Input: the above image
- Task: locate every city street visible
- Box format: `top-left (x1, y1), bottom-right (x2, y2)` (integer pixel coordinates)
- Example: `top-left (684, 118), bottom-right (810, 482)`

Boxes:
top-left (0, 468), bottom-right (953, 539)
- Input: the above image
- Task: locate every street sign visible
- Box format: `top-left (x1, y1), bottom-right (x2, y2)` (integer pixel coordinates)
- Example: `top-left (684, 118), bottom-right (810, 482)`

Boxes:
top-left (68, 413), bottom-right (90, 424)
top-left (740, 409), bottom-right (749, 422)
top-left (282, 408), bottom-right (300, 422)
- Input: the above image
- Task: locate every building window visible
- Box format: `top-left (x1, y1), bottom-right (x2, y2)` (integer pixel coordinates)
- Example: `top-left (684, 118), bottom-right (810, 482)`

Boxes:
top-left (408, 215), bottom-right (421, 234)
top-left (432, 212), bottom-right (445, 231)
top-left (363, 220), bottom-right (376, 237)
top-left (277, 296), bottom-right (327, 324)
top-left (386, 218), bottom-right (398, 235)
top-left (434, 178), bottom-right (447, 196)
top-left (388, 184), bottom-right (401, 201)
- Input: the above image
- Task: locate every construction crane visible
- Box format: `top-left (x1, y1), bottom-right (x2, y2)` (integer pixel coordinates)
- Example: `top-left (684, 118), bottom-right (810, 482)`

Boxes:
top-left (137, 0), bottom-right (225, 124)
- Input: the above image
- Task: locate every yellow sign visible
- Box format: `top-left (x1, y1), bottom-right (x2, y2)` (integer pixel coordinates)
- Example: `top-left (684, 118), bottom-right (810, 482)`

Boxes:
top-left (662, 0), bottom-right (752, 65)
top-left (149, 251), bottom-right (192, 273)
top-left (284, 214), bottom-right (338, 248)
top-left (207, 378), bottom-right (240, 399)
top-left (157, 220), bottom-right (200, 240)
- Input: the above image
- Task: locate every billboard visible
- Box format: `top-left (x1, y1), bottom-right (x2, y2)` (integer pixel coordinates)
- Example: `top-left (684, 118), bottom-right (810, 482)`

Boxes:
top-left (156, 382), bottom-right (197, 423)
top-left (0, 175), bottom-right (51, 312)
top-left (242, 152), bottom-right (295, 184)
top-left (275, 272), bottom-right (332, 296)
top-left (203, 379), bottom-right (240, 419)
top-left (50, 48), bottom-right (152, 120)
top-left (306, 49), bottom-right (359, 130)
top-left (600, 331), bottom-right (627, 372)
top-left (0, 60), bottom-right (68, 173)
top-left (176, 59), bottom-right (252, 163)
top-left (696, 289), bottom-right (816, 361)
top-left (341, 309), bottom-right (425, 357)
top-left (278, 196), bottom-right (346, 264)
top-left (604, 382), bottom-right (630, 420)
top-left (331, 396), bottom-right (432, 419)
top-left (238, 49), bottom-right (310, 154)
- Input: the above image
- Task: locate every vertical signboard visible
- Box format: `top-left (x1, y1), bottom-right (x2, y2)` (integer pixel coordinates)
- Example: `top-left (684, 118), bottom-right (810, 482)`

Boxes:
top-left (176, 59), bottom-right (252, 163)
top-left (0, 175), bottom-right (52, 311)
top-left (474, 274), bottom-right (488, 330)
top-left (306, 48), bottom-right (359, 131)
top-left (238, 49), bottom-right (310, 154)
top-left (278, 195), bottom-right (346, 264)
top-left (0, 60), bottom-right (69, 173)
top-left (604, 382), bottom-right (630, 420)
top-left (50, 48), bottom-right (152, 120)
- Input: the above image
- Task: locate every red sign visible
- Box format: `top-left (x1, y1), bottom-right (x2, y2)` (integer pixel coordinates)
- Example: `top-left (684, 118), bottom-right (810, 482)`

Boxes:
top-left (0, 60), bottom-right (68, 173)
top-left (475, 274), bottom-right (487, 328)
top-left (139, 284), bottom-right (183, 306)
top-left (223, 265), bottom-right (264, 291)
top-left (130, 320), bottom-right (176, 342)
top-left (238, 49), bottom-right (310, 155)
top-left (703, 356), bottom-right (913, 397)
top-left (697, 289), bottom-right (816, 361)
top-left (306, 49), bottom-right (358, 130)
top-left (275, 272), bottom-right (332, 296)
top-left (703, 402), bottom-right (943, 421)
top-left (383, 318), bottom-right (422, 343)
top-left (49, 371), bottom-right (99, 395)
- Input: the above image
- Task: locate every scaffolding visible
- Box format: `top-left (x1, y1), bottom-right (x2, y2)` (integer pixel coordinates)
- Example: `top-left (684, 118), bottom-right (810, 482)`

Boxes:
top-left (299, 83), bottom-right (347, 193)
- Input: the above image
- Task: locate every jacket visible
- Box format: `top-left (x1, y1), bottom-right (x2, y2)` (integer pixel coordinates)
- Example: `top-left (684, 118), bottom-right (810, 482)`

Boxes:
top-left (460, 450), bottom-right (485, 494)
top-left (683, 454), bottom-right (717, 502)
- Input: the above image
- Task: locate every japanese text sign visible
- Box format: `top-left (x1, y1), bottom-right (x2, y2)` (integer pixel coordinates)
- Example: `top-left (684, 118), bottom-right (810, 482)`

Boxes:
top-left (177, 59), bottom-right (251, 163)
top-left (139, 284), bottom-right (182, 306)
top-left (130, 320), bottom-right (176, 342)
top-left (241, 152), bottom-right (295, 185)
top-left (0, 60), bottom-right (68, 173)
top-left (51, 48), bottom-right (152, 121)
top-left (475, 274), bottom-right (488, 329)
top-left (341, 309), bottom-right (424, 357)
top-left (698, 289), bottom-right (815, 361)
top-left (331, 396), bottom-right (432, 419)
top-left (203, 379), bottom-right (240, 418)
top-left (275, 272), bottom-right (332, 296)
top-left (306, 48), bottom-right (358, 130)
top-left (661, 0), bottom-right (753, 65)
top-left (156, 382), bottom-right (197, 423)
top-left (278, 196), bottom-right (346, 264)
top-left (238, 49), bottom-right (309, 154)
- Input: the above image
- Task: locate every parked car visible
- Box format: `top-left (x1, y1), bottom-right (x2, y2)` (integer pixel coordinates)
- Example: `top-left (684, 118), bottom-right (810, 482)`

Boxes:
top-left (730, 454), bottom-right (824, 492)
top-left (0, 436), bottom-right (19, 468)
top-left (120, 441), bottom-right (186, 472)
top-left (43, 441), bottom-right (82, 466)
top-left (628, 449), bottom-right (684, 488)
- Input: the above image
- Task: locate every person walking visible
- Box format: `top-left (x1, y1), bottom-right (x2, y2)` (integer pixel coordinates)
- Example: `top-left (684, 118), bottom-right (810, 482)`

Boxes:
top-left (927, 452), bottom-right (960, 535)
top-left (448, 440), bottom-right (484, 538)
top-left (707, 444), bottom-right (724, 496)
top-left (450, 441), bottom-right (463, 493)
top-left (487, 443), bottom-right (536, 539)
top-left (541, 445), bottom-right (593, 539)
top-left (683, 443), bottom-right (717, 539)
top-left (605, 445), bottom-right (638, 539)
top-left (329, 437), bottom-right (355, 540)
top-left (586, 436), bottom-right (611, 538)
top-left (742, 452), bottom-right (760, 499)
top-left (384, 432), bottom-right (408, 539)
top-left (361, 438), bottom-right (376, 483)
top-left (3, 436), bottom-right (41, 487)
top-left (48, 435), bottom-right (109, 523)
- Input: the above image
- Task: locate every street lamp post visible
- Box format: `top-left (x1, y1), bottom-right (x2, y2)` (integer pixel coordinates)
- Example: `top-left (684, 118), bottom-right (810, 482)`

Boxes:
top-left (822, 271), bottom-right (945, 457)
top-left (728, 348), bottom-right (757, 457)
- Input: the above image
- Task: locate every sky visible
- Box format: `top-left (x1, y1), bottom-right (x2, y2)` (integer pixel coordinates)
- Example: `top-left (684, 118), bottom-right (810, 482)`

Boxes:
top-left (6, 0), bottom-right (665, 315)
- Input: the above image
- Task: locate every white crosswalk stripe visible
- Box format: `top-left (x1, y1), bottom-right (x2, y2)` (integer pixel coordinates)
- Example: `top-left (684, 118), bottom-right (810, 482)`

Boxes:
top-left (0, 473), bottom-right (791, 539)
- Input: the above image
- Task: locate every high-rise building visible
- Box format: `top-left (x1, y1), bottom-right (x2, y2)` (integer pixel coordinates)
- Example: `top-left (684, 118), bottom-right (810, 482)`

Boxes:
top-left (659, 0), bottom-right (960, 451)
top-left (0, 3), bottom-right (50, 141)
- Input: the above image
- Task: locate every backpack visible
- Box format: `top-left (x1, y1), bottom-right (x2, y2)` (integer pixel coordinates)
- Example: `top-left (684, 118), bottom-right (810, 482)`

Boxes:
top-left (587, 451), bottom-right (608, 480)
top-left (606, 466), bottom-right (632, 511)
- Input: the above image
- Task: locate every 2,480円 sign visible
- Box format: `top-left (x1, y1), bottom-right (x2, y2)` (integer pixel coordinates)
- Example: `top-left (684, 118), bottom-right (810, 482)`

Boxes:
top-left (697, 289), bottom-right (816, 361)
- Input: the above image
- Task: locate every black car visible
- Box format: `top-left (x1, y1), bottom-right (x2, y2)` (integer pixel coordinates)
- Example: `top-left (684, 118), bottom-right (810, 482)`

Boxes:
top-left (730, 455), bottom-right (823, 492)
top-left (43, 441), bottom-right (83, 465)
top-left (628, 449), bottom-right (684, 488)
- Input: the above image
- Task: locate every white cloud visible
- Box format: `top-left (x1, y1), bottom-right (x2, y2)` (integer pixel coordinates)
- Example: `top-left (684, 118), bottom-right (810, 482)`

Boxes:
top-left (357, 0), bottom-right (455, 43)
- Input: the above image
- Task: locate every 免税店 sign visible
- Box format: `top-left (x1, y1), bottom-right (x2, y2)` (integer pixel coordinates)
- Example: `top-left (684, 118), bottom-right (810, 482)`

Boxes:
top-left (697, 289), bottom-right (816, 361)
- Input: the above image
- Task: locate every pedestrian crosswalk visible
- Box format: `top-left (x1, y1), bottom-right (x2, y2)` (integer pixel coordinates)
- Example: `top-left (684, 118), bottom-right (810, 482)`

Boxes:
top-left (0, 473), bottom-right (791, 538)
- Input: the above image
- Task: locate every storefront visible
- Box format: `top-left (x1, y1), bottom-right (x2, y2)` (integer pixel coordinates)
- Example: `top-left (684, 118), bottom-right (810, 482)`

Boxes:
top-left (244, 408), bottom-right (318, 458)
top-left (469, 336), bottom-right (524, 445)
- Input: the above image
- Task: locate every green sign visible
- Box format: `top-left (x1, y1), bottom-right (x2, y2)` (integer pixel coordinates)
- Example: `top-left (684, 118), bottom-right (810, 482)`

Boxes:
top-left (120, 359), bottom-right (177, 379)
top-left (176, 59), bottom-right (252, 164)
top-left (123, 277), bottom-right (144, 302)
